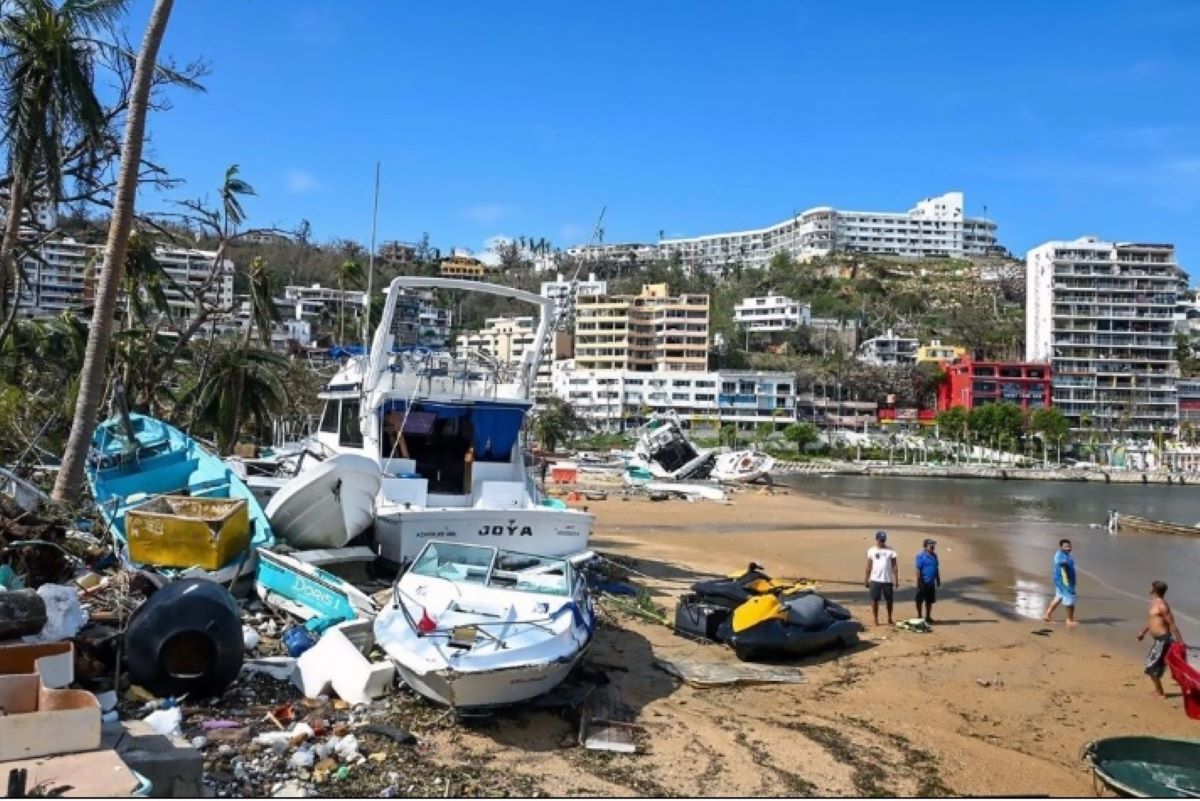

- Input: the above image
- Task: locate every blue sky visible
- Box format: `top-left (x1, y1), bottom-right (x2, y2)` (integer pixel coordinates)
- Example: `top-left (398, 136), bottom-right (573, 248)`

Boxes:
top-left (125, 1), bottom-right (1200, 268)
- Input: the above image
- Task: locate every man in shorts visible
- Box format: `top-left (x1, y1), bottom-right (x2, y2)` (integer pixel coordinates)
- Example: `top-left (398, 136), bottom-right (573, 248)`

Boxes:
top-left (914, 538), bottom-right (941, 624)
top-left (864, 530), bottom-right (899, 626)
top-left (1042, 539), bottom-right (1078, 627)
top-left (1137, 580), bottom-right (1183, 698)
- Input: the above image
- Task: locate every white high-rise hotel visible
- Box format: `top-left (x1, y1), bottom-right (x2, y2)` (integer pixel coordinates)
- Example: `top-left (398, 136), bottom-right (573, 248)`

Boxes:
top-left (1026, 237), bottom-right (1180, 436)
top-left (566, 192), bottom-right (999, 271)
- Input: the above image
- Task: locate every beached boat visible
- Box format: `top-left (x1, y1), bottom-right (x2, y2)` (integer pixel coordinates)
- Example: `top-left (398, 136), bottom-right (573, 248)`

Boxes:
top-left (1084, 736), bottom-right (1200, 797)
top-left (710, 450), bottom-right (775, 484)
top-left (645, 481), bottom-right (726, 502)
top-left (265, 453), bottom-right (380, 549)
top-left (373, 541), bottom-right (594, 709)
top-left (255, 548), bottom-right (376, 624)
top-left (310, 277), bottom-right (593, 566)
top-left (630, 413), bottom-right (713, 480)
top-left (1109, 511), bottom-right (1200, 538)
top-left (87, 413), bottom-right (273, 577)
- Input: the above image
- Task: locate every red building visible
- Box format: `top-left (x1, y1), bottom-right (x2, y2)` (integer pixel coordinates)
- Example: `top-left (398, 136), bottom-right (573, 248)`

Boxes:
top-left (936, 360), bottom-right (1052, 412)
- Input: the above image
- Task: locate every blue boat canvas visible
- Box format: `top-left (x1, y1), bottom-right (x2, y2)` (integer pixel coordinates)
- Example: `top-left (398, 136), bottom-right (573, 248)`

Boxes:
top-left (86, 413), bottom-right (274, 574)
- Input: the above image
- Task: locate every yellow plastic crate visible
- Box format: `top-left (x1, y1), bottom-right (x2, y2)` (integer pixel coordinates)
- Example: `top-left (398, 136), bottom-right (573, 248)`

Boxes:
top-left (126, 496), bottom-right (250, 571)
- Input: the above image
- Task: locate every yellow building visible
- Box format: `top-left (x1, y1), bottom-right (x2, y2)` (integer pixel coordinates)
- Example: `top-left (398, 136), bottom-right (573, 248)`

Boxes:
top-left (575, 283), bottom-right (709, 372)
top-left (916, 339), bottom-right (967, 364)
top-left (439, 254), bottom-right (487, 278)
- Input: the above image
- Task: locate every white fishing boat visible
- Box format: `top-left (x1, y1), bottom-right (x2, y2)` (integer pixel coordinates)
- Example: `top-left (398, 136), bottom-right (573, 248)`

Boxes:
top-left (645, 481), bottom-right (727, 502)
top-left (311, 277), bottom-right (593, 566)
top-left (373, 541), bottom-right (594, 709)
top-left (710, 450), bottom-right (775, 484)
top-left (264, 453), bottom-right (381, 549)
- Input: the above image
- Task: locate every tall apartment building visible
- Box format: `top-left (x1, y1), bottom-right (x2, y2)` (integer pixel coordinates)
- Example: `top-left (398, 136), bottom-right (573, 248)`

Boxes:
top-left (0, 188), bottom-right (57, 233)
top-left (567, 192), bottom-right (999, 273)
top-left (539, 272), bottom-right (607, 328)
top-left (1026, 237), bottom-right (1179, 436)
top-left (153, 248), bottom-right (235, 323)
top-left (574, 283), bottom-right (709, 372)
top-left (734, 292), bottom-right (811, 332)
top-left (456, 316), bottom-right (537, 364)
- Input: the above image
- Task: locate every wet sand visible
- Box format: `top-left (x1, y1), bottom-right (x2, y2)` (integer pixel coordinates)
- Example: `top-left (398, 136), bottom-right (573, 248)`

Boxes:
top-left (419, 488), bottom-right (1197, 797)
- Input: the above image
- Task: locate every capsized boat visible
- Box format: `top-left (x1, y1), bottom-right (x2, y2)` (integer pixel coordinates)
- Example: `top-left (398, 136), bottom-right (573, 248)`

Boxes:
top-left (1108, 510), bottom-right (1200, 538)
top-left (255, 548), bottom-right (376, 625)
top-left (1084, 736), bottom-right (1200, 797)
top-left (630, 413), bottom-right (713, 480)
top-left (711, 450), bottom-right (775, 484)
top-left (373, 541), bottom-right (595, 709)
top-left (265, 453), bottom-right (380, 549)
top-left (312, 277), bottom-right (593, 566)
top-left (87, 413), bottom-right (273, 577)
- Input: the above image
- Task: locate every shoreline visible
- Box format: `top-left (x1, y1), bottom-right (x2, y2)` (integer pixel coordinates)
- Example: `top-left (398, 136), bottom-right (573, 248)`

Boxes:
top-left (774, 459), bottom-right (1200, 486)
top-left (421, 486), bottom-right (1197, 797)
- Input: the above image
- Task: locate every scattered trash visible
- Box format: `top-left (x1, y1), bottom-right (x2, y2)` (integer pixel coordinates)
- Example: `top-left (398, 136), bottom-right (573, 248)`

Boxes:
top-left (96, 690), bottom-right (118, 712)
top-left (896, 618), bottom-right (932, 633)
top-left (0, 673), bottom-right (101, 762)
top-left (0, 563), bottom-right (24, 590)
top-left (0, 641), bottom-right (75, 689)
top-left (283, 625), bottom-right (316, 657)
top-left (976, 678), bottom-right (1004, 688)
top-left (243, 656), bottom-right (298, 681)
top-left (243, 624), bottom-right (261, 651)
top-left (293, 623), bottom-right (394, 705)
top-left (256, 548), bottom-right (375, 625)
top-left (124, 578), bottom-right (244, 697)
top-left (143, 706), bottom-right (183, 737)
top-left (126, 496), bottom-right (251, 571)
top-left (201, 718), bottom-right (241, 730)
top-left (20, 584), bottom-right (88, 643)
top-left (335, 734), bottom-right (360, 761)
top-left (360, 724), bottom-right (418, 747)
top-left (190, 735), bottom-right (207, 749)
top-left (288, 747), bottom-right (315, 769)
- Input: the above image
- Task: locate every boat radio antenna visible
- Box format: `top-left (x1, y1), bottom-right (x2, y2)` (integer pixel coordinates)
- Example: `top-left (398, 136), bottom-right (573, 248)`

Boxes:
top-left (551, 205), bottom-right (606, 333)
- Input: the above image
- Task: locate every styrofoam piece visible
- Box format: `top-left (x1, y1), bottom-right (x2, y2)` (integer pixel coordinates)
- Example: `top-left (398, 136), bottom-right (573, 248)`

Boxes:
top-left (22, 585), bottom-right (87, 643)
top-left (242, 657), bottom-right (297, 681)
top-left (291, 626), bottom-right (394, 704)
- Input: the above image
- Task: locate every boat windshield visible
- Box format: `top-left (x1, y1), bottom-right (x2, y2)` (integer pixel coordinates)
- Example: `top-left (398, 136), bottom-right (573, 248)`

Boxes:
top-left (408, 543), bottom-right (571, 595)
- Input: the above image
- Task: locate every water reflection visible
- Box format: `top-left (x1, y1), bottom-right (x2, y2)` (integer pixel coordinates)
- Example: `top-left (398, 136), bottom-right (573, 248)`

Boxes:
top-left (1012, 579), bottom-right (1049, 620)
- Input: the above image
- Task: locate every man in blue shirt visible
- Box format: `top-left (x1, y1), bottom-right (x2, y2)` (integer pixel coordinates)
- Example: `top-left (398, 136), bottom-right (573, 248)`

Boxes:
top-left (914, 539), bottom-right (941, 624)
top-left (1042, 539), bottom-right (1078, 627)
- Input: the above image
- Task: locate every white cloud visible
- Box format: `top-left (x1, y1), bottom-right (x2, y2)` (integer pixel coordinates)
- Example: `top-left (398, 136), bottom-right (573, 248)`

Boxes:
top-left (284, 169), bottom-right (322, 194)
top-left (463, 203), bottom-right (516, 224)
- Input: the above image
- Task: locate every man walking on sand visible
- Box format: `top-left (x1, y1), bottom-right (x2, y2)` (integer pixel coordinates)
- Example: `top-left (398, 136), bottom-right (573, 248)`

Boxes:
top-left (1137, 580), bottom-right (1184, 698)
top-left (914, 539), bottom-right (941, 624)
top-left (865, 530), bottom-right (899, 626)
top-left (1042, 539), bottom-right (1078, 626)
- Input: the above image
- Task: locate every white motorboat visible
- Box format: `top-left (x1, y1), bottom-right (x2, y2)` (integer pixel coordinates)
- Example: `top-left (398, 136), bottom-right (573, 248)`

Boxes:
top-left (311, 277), bottom-right (593, 566)
top-left (373, 541), bottom-right (594, 709)
top-left (629, 413), bottom-right (713, 480)
top-left (264, 453), bottom-right (381, 549)
top-left (710, 450), bottom-right (775, 484)
top-left (644, 481), bottom-right (727, 502)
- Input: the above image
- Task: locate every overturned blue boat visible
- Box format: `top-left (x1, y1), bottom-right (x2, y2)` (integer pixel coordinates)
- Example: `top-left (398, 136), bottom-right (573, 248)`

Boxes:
top-left (86, 413), bottom-right (274, 579)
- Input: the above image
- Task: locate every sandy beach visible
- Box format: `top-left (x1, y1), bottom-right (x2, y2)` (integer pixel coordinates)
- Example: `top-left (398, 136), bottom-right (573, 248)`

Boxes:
top-left (417, 486), bottom-right (1197, 797)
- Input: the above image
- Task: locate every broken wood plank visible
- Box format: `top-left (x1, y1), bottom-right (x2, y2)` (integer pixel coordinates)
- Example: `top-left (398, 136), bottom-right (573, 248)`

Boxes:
top-left (578, 682), bottom-right (637, 754)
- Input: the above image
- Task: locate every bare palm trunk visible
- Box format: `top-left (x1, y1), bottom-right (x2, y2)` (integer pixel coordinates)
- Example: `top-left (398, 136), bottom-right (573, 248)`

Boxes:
top-left (0, 175), bottom-right (29, 345)
top-left (52, 0), bottom-right (176, 503)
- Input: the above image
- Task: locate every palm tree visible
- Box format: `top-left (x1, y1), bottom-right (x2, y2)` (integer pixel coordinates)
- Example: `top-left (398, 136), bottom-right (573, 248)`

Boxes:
top-left (335, 257), bottom-right (363, 343)
top-left (532, 397), bottom-right (588, 452)
top-left (185, 341), bottom-right (288, 455)
top-left (220, 255), bottom-right (279, 453)
top-left (52, 0), bottom-right (174, 504)
top-left (0, 0), bottom-right (126, 344)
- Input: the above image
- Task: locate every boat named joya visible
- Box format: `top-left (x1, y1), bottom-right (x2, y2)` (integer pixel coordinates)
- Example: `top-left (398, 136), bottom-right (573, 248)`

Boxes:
top-left (373, 541), bottom-right (594, 709)
top-left (310, 277), bottom-right (593, 566)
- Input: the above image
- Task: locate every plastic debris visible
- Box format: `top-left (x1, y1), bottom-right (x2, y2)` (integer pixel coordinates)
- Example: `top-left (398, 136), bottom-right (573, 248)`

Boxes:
top-left (360, 724), bottom-right (417, 747)
top-left (201, 719), bottom-right (242, 730)
top-left (242, 656), bottom-right (297, 681)
top-left (288, 748), bottom-right (315, 770)
top-left (143, 707), bottom-right (183, 737)
top-left (335, 734), bottom-right (359, 761)
top-left (20, 584), bottom-right (87, 643)
top-left (0, 564), bottom-right (24, 590)
top-left (191, 736), bottom-right (207, 749)
top-left (243, 625), bottom-right (261, 651)
top-left (283, 625), bottom-right (316, 657)
top-left (96, 690), bottom-right (118, 712)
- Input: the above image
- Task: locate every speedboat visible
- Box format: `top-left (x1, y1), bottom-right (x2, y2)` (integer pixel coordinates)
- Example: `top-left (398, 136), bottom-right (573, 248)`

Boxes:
top-left (264, 453), bottom-right (381, 549)
top-left (711, 450), bottom-right (775, 484)
top-left (373, 541), bottom-right (594, 709)
top-left (310, 277), bottom-right (592, 566)
top-left (86, 412), bottom-right (273, 578)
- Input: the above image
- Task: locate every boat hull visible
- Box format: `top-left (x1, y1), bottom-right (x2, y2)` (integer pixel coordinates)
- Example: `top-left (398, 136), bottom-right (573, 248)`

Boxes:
top-left (373, 506), bottom-right (592, 565)
top-left (1113, 513), bottom-right (1200, 538)
top-left (1085, 736), bottom-right (1200, 797)
top-left (265, 454), bottom-right (380, 549)
top-left (711, 451), bottom-right (775, 483)
top-left (394, 651), bottom-right (586, 709)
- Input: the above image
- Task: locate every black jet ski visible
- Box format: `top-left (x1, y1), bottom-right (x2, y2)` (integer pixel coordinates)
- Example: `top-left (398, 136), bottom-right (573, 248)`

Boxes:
top-left (690, 562), bottom-right (810, 609)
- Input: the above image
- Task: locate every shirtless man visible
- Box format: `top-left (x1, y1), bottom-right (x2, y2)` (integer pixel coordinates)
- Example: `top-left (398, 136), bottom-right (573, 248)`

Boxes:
top-left (1136, 580), bottom-right (1184, 698)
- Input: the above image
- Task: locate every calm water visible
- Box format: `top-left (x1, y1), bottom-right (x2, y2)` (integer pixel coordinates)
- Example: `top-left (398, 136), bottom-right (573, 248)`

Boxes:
top-left (781, 474), bottom-right (1200, 655)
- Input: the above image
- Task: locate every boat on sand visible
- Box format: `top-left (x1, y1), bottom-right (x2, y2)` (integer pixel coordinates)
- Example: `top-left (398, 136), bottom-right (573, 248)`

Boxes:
top-left (264, 453), bottom-right (380, 549)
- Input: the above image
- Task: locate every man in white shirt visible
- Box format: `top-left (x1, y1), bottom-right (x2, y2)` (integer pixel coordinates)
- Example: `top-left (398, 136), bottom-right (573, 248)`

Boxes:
top-left (864, 530), bottom-right (899, 626)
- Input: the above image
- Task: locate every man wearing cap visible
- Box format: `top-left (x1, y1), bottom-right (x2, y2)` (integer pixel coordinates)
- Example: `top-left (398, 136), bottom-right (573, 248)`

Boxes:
top-left (865, 530), bottom-right (899, 626)
top-left (914, 539), bottom-right (941, 624)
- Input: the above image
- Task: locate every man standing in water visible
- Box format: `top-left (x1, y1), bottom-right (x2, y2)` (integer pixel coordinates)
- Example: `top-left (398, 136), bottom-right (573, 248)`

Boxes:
top-left (914, 539), bottom-right (941, 624)
top-left (1042, 539), bottom-right (1078, 626)
top-left (1137, 580), bottom-right (1183, 698)
top-left (865, 530), bottom-right (899, 626)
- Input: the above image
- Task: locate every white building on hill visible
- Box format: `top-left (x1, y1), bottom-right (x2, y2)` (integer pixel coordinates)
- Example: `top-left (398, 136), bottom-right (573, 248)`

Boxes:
top-left (734, 292), bottom-right (811, 332)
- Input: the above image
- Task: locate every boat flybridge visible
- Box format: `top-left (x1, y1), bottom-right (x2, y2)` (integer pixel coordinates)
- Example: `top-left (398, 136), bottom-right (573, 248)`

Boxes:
top-left (313, 277), bottom-right (592, 566)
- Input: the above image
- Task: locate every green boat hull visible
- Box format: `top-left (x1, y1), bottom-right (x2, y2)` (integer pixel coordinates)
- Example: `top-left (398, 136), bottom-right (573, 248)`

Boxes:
top-left (1086, 737), bottom-right (1200, 798)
